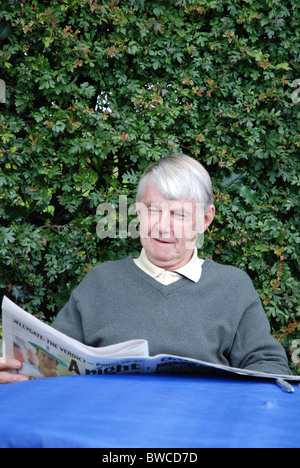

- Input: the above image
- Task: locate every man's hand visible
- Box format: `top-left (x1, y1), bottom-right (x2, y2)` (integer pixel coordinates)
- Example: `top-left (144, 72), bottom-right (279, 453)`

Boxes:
top-left (0, 358), bottom-right (29, 384)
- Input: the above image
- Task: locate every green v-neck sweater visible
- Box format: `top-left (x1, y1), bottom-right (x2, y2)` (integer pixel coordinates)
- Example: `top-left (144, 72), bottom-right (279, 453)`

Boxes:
top-left (52, 257), bottom-right (290, 375)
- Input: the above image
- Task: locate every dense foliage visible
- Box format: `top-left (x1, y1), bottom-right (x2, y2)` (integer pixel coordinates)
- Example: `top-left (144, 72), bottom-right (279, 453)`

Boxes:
top-left (0, 0), bottom-right (299, 371)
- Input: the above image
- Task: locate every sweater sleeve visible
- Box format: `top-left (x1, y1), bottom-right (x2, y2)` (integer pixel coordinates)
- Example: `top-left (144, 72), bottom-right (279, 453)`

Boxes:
top-left (229, 296), bottom-right (291, 375)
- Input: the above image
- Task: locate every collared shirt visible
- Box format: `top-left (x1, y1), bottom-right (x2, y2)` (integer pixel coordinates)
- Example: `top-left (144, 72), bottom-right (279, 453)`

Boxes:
top-left (134, 248), bottom-right (204, 285)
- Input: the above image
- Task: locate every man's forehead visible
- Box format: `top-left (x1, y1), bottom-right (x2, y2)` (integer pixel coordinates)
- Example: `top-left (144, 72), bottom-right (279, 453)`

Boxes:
top-left (142, 183), bottom-right (196, 205)
top-left (146, 200), bottom-right (196, 212)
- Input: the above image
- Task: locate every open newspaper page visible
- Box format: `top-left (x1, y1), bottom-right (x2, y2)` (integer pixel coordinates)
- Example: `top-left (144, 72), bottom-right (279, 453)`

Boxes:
top-left (2, 296), bottom-right (300, 382)
top-left (1, 296), bottom-right (150, 379)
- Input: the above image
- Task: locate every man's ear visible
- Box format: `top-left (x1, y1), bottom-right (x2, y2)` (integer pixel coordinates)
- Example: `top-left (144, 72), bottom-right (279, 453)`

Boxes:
top-left (203, 204), bottom-right (215, 231)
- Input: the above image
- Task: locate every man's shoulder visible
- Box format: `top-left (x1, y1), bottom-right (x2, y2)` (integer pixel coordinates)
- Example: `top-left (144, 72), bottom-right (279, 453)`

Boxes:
top-left (83, 256), bottom-right (133, 279)
top-left (72, 257), bottom-right (134, 296)
top-left (203, 257), bottom-right (255, 289)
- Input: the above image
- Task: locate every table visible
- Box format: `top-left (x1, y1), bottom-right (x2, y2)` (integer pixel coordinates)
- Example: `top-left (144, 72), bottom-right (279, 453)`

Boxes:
top-left (0, 373), bottom-right (299, 448)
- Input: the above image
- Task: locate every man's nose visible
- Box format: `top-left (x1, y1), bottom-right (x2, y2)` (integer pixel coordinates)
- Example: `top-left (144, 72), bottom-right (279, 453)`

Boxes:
top-left (159, 207), bottom-right (172, 237)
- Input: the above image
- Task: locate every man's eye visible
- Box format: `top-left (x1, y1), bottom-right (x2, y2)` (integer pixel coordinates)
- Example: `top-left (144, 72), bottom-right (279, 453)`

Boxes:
top-left (174, 211), bottom-right (185, 219)
top-left (148, 208), bottom-right (160, 215)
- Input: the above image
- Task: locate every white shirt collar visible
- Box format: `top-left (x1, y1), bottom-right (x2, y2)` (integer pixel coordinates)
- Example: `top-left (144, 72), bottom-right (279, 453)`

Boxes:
top-left (134, 248), bottom-right (204, 283)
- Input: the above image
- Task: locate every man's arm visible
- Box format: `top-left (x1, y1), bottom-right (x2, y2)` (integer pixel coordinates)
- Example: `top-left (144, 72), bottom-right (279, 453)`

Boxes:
top-left (230, 297), bottom-right (291, 375)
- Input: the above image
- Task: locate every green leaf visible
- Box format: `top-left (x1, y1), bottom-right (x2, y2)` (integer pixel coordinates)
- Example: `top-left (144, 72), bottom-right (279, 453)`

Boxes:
top-left (221, 172), bottom-right (247, 188)
top-left (239, 186), bottom-right (259, 207)
top-left (276, 63), bottom-right (291, 70)
top-left (0, 227), bottom-right (16, 245)
top-left (0, 21), bottom-right (12, 41)
top-left (255, 244), bottom-right (269, 252)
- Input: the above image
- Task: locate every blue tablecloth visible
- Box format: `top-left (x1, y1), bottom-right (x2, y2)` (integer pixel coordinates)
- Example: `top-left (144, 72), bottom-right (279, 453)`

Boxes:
top-left (0, 373), bottom-right (299, 448)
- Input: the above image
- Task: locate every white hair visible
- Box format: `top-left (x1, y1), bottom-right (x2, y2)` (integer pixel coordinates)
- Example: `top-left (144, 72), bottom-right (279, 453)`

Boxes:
top-left (137, 153), bottom-right (214, 209)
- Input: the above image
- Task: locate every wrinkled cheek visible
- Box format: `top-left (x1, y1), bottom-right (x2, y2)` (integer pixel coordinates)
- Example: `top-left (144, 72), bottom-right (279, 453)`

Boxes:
top-left (149, 221), bottom-right (160, 238)
top-left (139, 221), bottom-right (148, 239)
top-left (183, 222), bottom-right (198, 240)
top-left (139, 217), bottom-right (157, 239)
top-left (173, 221), bottom-right (184, 239)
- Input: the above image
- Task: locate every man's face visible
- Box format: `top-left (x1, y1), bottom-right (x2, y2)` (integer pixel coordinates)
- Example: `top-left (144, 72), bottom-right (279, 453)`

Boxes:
top-left (138, 184), bottom-right (204, 270)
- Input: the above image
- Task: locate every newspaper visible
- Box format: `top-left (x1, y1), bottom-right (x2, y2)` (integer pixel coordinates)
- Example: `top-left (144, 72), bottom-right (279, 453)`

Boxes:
top-left (1, 296), bottom-right (300, 382)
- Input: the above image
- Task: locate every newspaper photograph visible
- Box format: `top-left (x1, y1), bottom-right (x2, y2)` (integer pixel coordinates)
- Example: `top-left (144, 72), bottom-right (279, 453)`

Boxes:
top-left (2, 296), bottom-right (300, 382)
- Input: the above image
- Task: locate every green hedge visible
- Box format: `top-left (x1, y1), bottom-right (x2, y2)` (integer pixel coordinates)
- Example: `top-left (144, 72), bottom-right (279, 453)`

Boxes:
top-left (0, 0), bottom-right (299, 372)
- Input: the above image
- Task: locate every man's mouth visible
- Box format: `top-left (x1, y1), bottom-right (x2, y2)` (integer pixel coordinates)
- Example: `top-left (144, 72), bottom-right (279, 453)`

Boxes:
top-left (153, 238), bottom-right (176, 244)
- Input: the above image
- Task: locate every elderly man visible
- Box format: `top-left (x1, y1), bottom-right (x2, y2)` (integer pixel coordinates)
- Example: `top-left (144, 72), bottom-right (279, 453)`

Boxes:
top-left (0, 153), bottom-right (291, 383)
